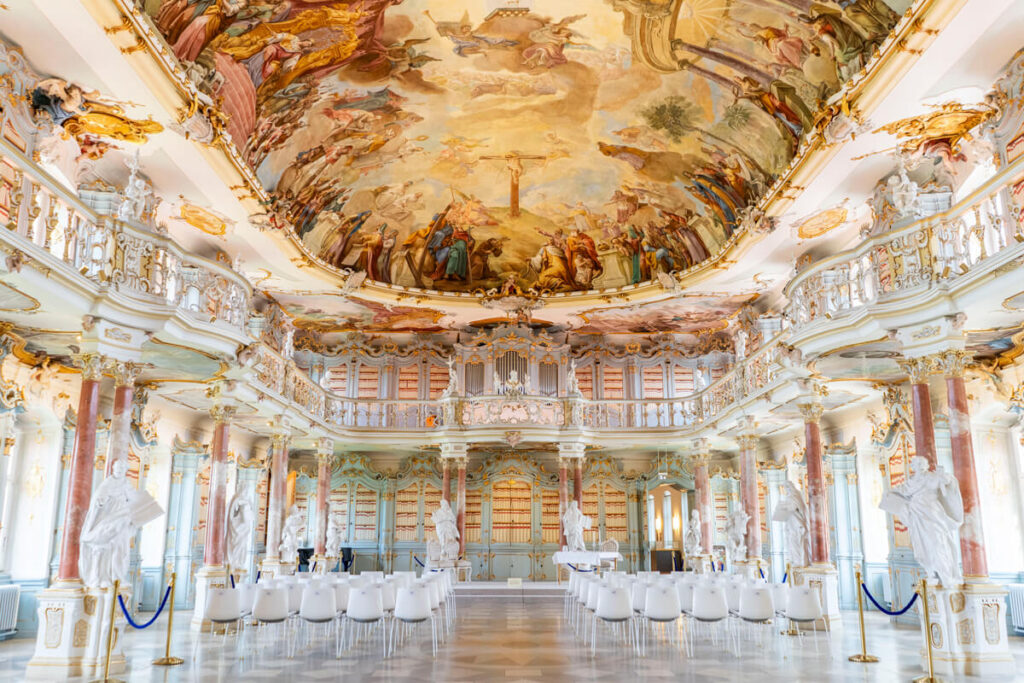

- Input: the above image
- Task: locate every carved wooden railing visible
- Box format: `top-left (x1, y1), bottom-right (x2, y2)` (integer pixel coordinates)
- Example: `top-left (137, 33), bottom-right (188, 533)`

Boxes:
top-left (0, 141), bottom-right (251, 332)
top-left (250, 336), bottom-right (786, 434)
top-left (784, 157), bottom-right (1024, 330)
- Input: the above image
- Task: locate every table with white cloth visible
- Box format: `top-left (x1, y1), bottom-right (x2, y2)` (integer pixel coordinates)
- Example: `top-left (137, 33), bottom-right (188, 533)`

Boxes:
top-left (552, 551), bottom-right (623, 581)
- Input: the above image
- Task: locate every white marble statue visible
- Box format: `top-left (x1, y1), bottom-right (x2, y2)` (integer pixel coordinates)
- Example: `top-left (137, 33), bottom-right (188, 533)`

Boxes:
top-left (734, 328), bottom-right (748, 360)
top-left (431, 499), bottom-right (460, 561)
top-left (279, 504), bottom-right (305, 565)
top-left (567, 359), bottom-right (581, 396)
top-left (225, 487), bottom-right (254, 571)
top-left (441, 355), bottom-right (459, 398)
top-left (116, 151), bottom-right (151, 223)
top-left (562, 500), bottom-right (592, 552)
top-left (725, 508), bottom-right (750, 562)
top-left (693, 366), bottom-right (707, 392)
top-left (79, 459), bottom-right (162, 588)
top-left (880, 455), bottom-right (964, 587)
top-left (683, 509), bottom-right (702, 557)
top-left (772, 481), bottom-right (810, 568)
top-left (326, 512), bottom-right (346, 556)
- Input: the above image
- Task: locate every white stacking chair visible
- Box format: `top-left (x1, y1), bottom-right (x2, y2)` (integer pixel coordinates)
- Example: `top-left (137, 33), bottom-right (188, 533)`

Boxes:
top-left (771, 583), bottom-right (790, 618)
top-left (641, 583), bottom-right (685, 656)
top-left (251, 587), bottom-right (290, 658)
top-left (343, 585), bottom-right (386, 658)
top-left (736, 585), bottom-right (775, 654)
top-left (392, 584), bottom-right (438, 656)
top-left (785, 586), bottom-right (828, 653)
top-left (286, 581), bottom-right (304, 616)
top-left (362, 571), bottom-right (385, 583)
top-left (676, 580), bottom-right (695, 616)
top-left (591, 585), bottom-right (635, 656)
top-left (690, 584), bottom-right (734, 655)
top-left (198, 587), bottom-right (243, 661)
top-left (293, 584), bottom-right (338, 658)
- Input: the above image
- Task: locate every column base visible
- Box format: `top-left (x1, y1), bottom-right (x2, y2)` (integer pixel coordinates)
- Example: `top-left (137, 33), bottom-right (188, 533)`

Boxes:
top-left (921, 579), bottom-right (1015, 677)
top-left (259, 559), bottom-right (296, 579)
top-left (732, 558), bottom-right (765, 580)
top-left (686, 554), bottom-right (713, 574)
top-left (26, 582), bottom-right (127, 680)
top-left (792, 564), bottom-right (842, 631)
top-left (190, 566), bottom-right (228, 632)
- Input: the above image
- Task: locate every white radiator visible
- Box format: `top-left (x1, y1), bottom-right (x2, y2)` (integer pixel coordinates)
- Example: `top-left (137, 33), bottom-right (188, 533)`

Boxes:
top-left (0, 585), bottom-right (19, 638)
top-left (1007, 584), bottom-right (1024, 634)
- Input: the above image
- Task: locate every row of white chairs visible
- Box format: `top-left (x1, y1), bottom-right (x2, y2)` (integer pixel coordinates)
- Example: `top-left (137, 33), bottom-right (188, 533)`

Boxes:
top-left (566, 570), bottom-right (828, 658)
top-left (202, 568), bottom-right (457, 661)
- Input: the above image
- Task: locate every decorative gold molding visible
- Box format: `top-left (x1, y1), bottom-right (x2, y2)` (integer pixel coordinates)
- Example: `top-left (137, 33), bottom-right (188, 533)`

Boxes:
top-left (897, 356), bottom-right (932, 384)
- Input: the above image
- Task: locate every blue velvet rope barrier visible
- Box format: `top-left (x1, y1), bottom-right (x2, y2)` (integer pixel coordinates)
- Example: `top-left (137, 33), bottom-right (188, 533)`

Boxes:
top-left (256, 570), bottom-right (261, 582)
top-left (229, 573), bottom-right (235, 589)
top-left (342, 557), bottom-right (353, 571)
top-left (118, 585), bottom-right (171, 630)
top-left (861, 583), bottom-right (919, 616)
top-left (759, 568), bottom-right (765, 580)
top-left (781, 572), bottom-right (787, 584)
top-left (311, 562), bottom-right (317, 573)
top-left (413, 556), bottom-right (425, 568)
top-left (567, 564), bottom-right (596, 572)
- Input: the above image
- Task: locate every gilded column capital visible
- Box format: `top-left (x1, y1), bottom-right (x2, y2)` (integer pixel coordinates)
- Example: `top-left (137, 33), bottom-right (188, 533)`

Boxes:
top-left (439, 442), bottom-right (468, 460)
top-left (737, 433), bottom-right (759, 452)
top-left (315, 437), bottom-right (334, 461)
top-left (270, 431), bottom-right (291, 449)
top-left (557, 441), bottom-right (587, 459)
top-left (73, 352), bottom-right (107, 381)
top-left (210, 404), bottom-right (236, 424)
top-left (453, 456), bottom-right (468, 470)
top-left (798, 402), bottom-right (824, 422)
top-left (897, 356), bottom-right (932, 384)
top-left (931, 349), bottom-right (970, 378)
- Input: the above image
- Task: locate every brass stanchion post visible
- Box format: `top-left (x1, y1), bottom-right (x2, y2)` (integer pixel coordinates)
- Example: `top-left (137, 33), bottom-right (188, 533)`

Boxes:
top-left (849, 568), bottom-right (878, 663)
top-left (782, 562), bottom-right (799, 636)
top-left (90, 580), bottom-right (123, 683)
top-left (153, 572), bottom-right (184, 666)
top-left (913, 579), bottom-right (944, 683)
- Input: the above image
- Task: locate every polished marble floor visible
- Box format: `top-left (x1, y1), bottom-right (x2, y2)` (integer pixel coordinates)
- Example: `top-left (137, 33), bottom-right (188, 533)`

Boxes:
top-left (0, 590), bottom-right (1021, 681)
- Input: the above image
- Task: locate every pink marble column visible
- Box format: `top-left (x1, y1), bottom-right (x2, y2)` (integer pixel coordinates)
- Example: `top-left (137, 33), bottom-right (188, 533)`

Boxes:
top-left (738, 433), bottom-right (762, 560)
top-left (573, 459), bottom-right (583, 506)
top-left (58, 353), bottom-right (105, 581)
top-left (937, 350), bottom-right (988, 578)
top-left (265, 432), bottom-right (289, 562)
top-left (801, 403), bottom-right (830, 565)
top-left (558, 458), bottom-right (568, 547)
top-left (693, 454), bottom-right (713, 554)
top-left (456, 458), bottom-right (467, 556)
top-left (441, 458), bottom-right (451, 504)
top-left (105, 361), bottom-right (139, 476)
top-left (203, 407), bottom-right (232, 567)
top-left (900, 357), bottom-right (938, 470)
top-left (314, 440), bottom-right (332, 557)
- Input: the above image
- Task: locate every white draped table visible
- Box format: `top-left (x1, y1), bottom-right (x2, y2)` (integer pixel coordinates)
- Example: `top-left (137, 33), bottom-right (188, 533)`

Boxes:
top-left (552, 551), bottom-right (623, 569)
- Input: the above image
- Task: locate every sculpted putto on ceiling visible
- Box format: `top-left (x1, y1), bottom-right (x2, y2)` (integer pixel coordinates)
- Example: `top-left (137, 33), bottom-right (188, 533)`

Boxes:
top-left (143, 0), bottom-right (906, 295)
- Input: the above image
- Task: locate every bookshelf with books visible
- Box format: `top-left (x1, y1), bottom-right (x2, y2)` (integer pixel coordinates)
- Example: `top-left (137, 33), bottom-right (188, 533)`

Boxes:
top-left (463, 487), bottom-right (482, 544)
top-left (354, 484), bottom-right (379, 542)
top-left (422, 483), bottom-right (441, 541)
top-left (329, 484), bottom-right (349, 538)
top-left (582, 485), bottom-right (600, 545)
top-left (394, 484), bottom-right (419, 542)
top-left (603, 485), bottom-right (629, 542)
top-left (540, 488), bottom-right (561, 544)
top-left (491, 479), bottom-right (532, 544)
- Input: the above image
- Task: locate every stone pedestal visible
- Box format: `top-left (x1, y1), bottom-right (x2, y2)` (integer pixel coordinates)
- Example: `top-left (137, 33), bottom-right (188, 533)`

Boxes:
top-left (310, 555), bottom-right (331, 573)
top-left (733, 557), bottom-right (765, 580)
top-left (792, 564), bottom-right (842, 631)
top-left (687, 554), bottom-right (713, 573)
top-left (259, 558), bottom-right (296, 579)
top-left (191, 566), bottom-right (228, 631)
top-left (921, 580), bottom-right (1015, 677)
top-left (81, 586), bottom-right (126, 675)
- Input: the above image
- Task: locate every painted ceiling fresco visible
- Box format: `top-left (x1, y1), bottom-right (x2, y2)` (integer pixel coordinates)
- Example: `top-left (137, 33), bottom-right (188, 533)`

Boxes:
top-left (574, 293), bottom-right (757, 334)
top-left (144, 0), bottom-right (907, 294)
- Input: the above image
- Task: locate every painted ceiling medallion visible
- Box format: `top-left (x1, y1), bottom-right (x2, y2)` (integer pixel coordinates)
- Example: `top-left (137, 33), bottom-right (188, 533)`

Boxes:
top-left (177, 202), bottom-right (230, 237)
top-left (141, 0), bottom-right (906, 298)
top-left (797, 207), bottom-right (848, 239)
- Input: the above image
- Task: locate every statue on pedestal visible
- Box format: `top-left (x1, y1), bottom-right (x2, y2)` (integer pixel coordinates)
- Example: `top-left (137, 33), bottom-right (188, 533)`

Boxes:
top-left (441, 355), bottom-right (459, 398)
top-left (683, 509), bottom-right (702, 557)
top-left (725, 508), bottom-right (750, 562)
top-left (326, 512), bottom-right (346, 557)
top-left (772, 481), bottom-right (809, 568)
top-left (431, 499), bottom-right (459, 562)
top-left (279, 504), bottom-right (305, 565)
top-left (79, 459), bottom-right (162, 587)
top-left (880, 455), bottom-right (964, 587)
top-left (226, 488), bottom-right (254, 571)
top-left (562, 500), bottom-right (592, 552)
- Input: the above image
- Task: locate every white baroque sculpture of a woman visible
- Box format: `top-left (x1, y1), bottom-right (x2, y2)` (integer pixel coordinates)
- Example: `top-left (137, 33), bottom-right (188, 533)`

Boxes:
top-left (279, 504), bottom-right (305, 565)
top-left (441, 355), bottom-right (459, 398)
top-left (772, 481), bottom-right (810, 568)
top-left (326, 513), bottom-right (346, 556)
top-left (725, 508), bottom-right (750, 562)
top-left (683, 509), bottom-right (702, 557)
top-left (79, 459), bottom-right (162, 587)
top-left (880, 455), bottom-right (964, 587)
top-left (225, 488), bottom-right (254, 571)
top-left (432, 499), bottom-right (460, 560)
top-left (562, 500), bottom-right (592, 552)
